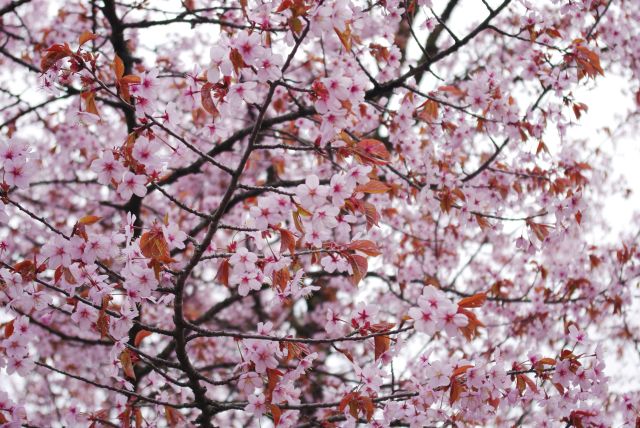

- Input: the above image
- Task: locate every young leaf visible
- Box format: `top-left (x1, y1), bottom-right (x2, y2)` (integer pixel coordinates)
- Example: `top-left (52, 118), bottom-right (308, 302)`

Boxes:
top-left (347, 254), bottom-right (368, 286)
top-left (119, 349), bottom-right (136, 380)
top-left (78, 215), bottom-right (101, 225)
top-left (346, 240), bottom-right (381, 256)
top-left (458, 292), bottom-right (487, 308)
top-left (216, 259), bottom-right (230, 287)
top-left (355, 180), bottom-right (390, 194)
top-left (78, 31), bottom-right (98, 47)
top-left (113, 54), bottom-right (125, 80)
top-left (354, 138), bottom-right (390, 165)
top-left (374, 334), bottom-right (390, 361)
top-left (134, 330), bottom-right (152, 347)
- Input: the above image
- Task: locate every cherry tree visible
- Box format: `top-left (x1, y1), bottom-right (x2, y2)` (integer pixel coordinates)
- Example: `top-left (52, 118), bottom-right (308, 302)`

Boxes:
top-left (1, 0), bottom-right (639, 426)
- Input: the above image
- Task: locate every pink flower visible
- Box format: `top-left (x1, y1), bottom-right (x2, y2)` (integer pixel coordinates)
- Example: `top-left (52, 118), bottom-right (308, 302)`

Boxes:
top-left (41, 236), bottom-right (72, 268)
top-left (245, 393), bottom-right (267, 417)
top-left (568, 325), bottom-right (586, 344)
top-left (238, 372), bottom-right (262, 395)
top-left (552, 359), bottom-right (575, 387)
top-left (302, 224), bottom-right (330, 248)
top-left (351, 302), bottom-right (379, 329)
top-left (3, 158), bottom-right (34, 188)
top-left (91, 151), bottom-right (125, 185)
top-left (408, 304), bottom-right (437, 336)
top-left (227, 81), bottom-right (259, 106)
top-left (231, 271), bottom-right (262, 296)
top-left (312, 205), bottom-right (339, 230)
top-left (207, 45), bottom-right (233, 82)
top-left (132, 136), bottom-right (165, 173)
top-left (295, 175), bottom-right (328, 208)
top-left (163, 222), bottom-right (187, 250)
top-left (70, 302), bottom-right (95, 330)
top-left (355, 364), bottom-right (384, 393)
top-left (249, 197), bottom-right (282, 230)
top-left (438, 305), bottom-right (468, 337)
top-left (6, 356), bottom-right (34, 376)
top-left (256, 54), bottom-right (283, 82)
top-left (231, 32), bottom-right (265, 65)
top-left (137, 69), bottom-right (159, 98)
top-left (426, 360), bottom-right (452, 389)
top-left (244, 339), bottom-right (278, 374)
top-left (229, 247), bottom-right (258, 272)
top-left (329, 174), bottom-right (355, 206)
top-left (0, 139), bottom-right (28, 163)
top-left (117, 172), bottom-right (147, 199)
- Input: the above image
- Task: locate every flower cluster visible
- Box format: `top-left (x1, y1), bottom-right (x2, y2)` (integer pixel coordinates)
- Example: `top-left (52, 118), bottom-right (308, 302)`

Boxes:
top-left (0, 137), bottom-right (35, 190)
top-left (408, 286), bottom-right (469, 337)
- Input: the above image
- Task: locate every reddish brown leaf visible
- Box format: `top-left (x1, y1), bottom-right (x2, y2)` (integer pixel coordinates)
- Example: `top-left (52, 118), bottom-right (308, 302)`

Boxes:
top-left (276, 0), bottom-right (293, 13)
top-left (363, 202), bottom-right (380, 230)
top-left (113, 54), bottom-right (125, 80)
top-left (4, 319), bottom-right (14, 339)
top-left (165, 406), bottom-right (184, 427)
top-left (418, 99), bottom-right (439, 121)
top-left (78, 30), bottom-right (98, 47)
top-left (270, 404), bottom-right (282, 426)
top-left (451, 364), bottom-right (474, 377)
top-left (82, 91), bottom-right (100, 117)
top-left (280, 228), bottom-right (296, 256)
top-left (574, 45), bottom-right (604, 79)
top-left (119, 349), bottom-right (136, 380)
top-left (265, 368), bottom-right (283, 402)
top-left (347, 254), bottom-right (368, 286)
top-left (521, 373), bottom-right (538, 394)
top-left (140, 228), bottom-right (173, 264)
top-left (40, 43), bottom-right (73, 72)
top-left (216, 259), bottom-right (230, 287)
top-left (121, 75), bottom-right (141, 85)
top-left (134, 330), bottom-right (152, 347)
top-left (339, 392), bottom-right (357, 416)
top-left (201, 82), bottom-right (218, 116)
top-left (572, 102), bottom-right (589, 120)
top-left (229, 48), bottom-right (246, 74)
top-left (334, 25), bottom-right (352, 52)
top-left (527, 221), bottom-right (551, 242)
top-left (449, 376), bottom-right (465, 404)
top-left (458, 308), bottom-right (484, 340)
top-left (284, 341), bottom-right (309, 363)
top-left (134, 408), bottom-right (143, 428)
top-left (374, 334), bottom-right (390, 361)
top-left (458, 292), bottom-right (487, 308)
top-left (346, 240), bottom-right (381, 257)
top-left (54, 265), bottom-right (63, 284)
top-left (96, 299), bottom-right (110, 340)
top-left (536, 140), bottom-right (549, 155)
top-left (272, 267), bottom-right (290, 292)
top-left (438, 85), bottom-right (465, 97)
top-left (288, 16), bottom-right (303, 35)
top-left (360, 396), bottom-right (374, 422)
top-left (78, 215), bottom-right (101, 225)
top-left (354, 138), bottom-right (390, 165)
top-left (14, 260), bottom-right (36, 281)
top-left (355, 180), bottom-right (390, 194)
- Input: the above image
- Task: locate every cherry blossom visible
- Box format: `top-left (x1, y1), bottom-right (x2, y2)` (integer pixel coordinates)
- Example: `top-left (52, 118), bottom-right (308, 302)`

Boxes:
top-left (3, 159), bottom-right (34, 189)
top-left (162, 222), bottom-right (187, 250)
top-left (117, 171), bottom-right (147, 199)
top-left (295, 175), bottom-right (328, 209)
top-left (40, 236), bottom-right (71, 268)
top-left (1, 1), bottom-right (639, 427)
